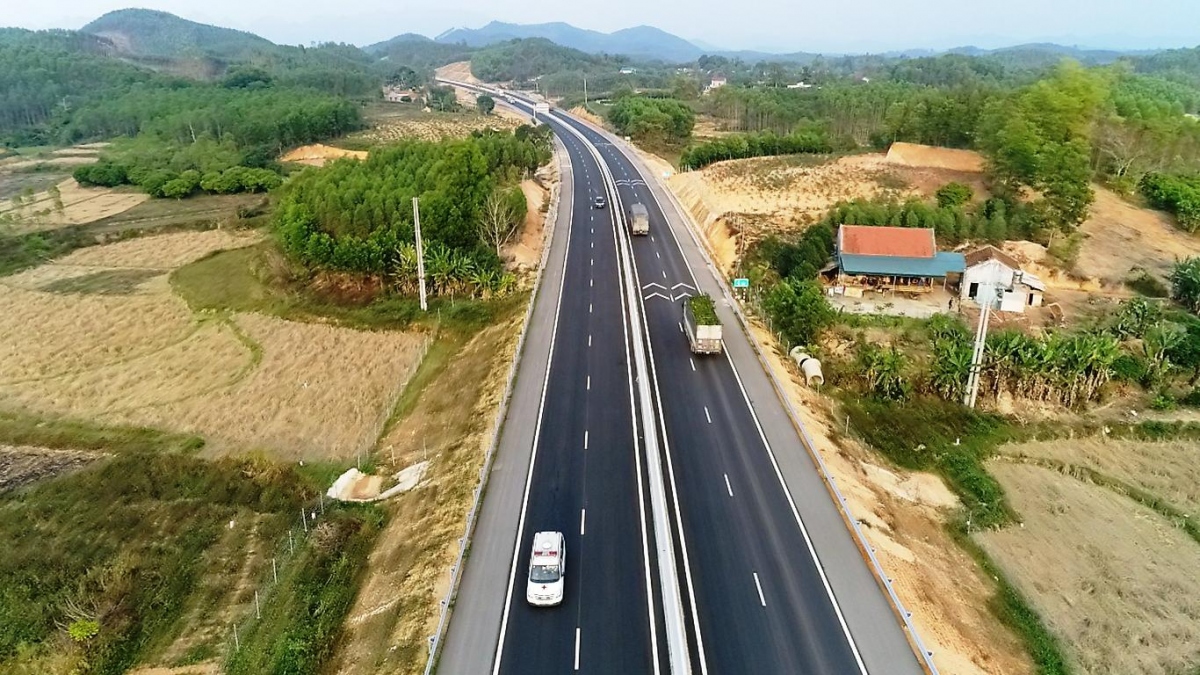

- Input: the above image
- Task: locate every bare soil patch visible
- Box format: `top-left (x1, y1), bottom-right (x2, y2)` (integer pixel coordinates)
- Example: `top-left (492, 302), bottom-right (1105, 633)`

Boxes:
top-left (746, 319), bottom-right (1033, 674)
top-left (1075, 187), bottom-right (1200, 285)
top-left (978, 461), bottom-right (1200, 675)
top-left (666, 151), bottom-right (988, 274)
top-left (280, 144), bottom-right (367, 167)
top-left (434, 61), bottom-right (480, 85)
top-left (886, 142), bottom-right (985, 173)
top-left (0, 445), bottom-right (104, 492)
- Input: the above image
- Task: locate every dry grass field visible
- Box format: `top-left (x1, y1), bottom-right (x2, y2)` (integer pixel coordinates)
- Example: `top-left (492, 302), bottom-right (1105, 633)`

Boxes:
top-left (978, 461), bottom-right (1200, 675)
top-left (0, 178), bottom-right (149, 233)
top-left (0, 230), bottom-right (428, 460)
top-left (1002, 437), bottom-right (1200, 516)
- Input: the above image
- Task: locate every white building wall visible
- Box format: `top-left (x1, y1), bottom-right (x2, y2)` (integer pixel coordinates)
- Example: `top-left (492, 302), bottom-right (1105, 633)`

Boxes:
top-left (961, 259), bottom-right (1016, 306)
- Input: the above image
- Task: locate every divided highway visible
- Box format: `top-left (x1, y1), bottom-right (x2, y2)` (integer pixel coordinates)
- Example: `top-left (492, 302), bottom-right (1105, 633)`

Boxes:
top-left (437, 82), bottom-right (927, 675)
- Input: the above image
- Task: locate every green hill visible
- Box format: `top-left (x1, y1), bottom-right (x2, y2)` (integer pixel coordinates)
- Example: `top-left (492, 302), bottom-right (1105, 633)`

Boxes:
top-left (81, 8), bottom-right (276, 60)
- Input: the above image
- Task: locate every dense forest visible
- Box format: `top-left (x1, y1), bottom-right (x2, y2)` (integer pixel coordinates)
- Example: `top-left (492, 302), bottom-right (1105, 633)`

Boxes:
top-left (276, 127), bottom-right (552, 295)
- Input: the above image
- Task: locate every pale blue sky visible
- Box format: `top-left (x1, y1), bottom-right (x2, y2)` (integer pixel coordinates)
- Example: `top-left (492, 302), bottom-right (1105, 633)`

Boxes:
top-left (6, 0), bottom-right (1198, 53)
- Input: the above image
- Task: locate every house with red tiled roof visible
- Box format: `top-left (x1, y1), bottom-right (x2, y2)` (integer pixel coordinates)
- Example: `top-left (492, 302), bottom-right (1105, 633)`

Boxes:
top-left (834, 225), bottom-right (965, 294)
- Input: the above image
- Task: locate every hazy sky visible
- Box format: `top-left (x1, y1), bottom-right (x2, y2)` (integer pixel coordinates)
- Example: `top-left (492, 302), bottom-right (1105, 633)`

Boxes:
top-left (6, 0), bottom-right (1199, 53)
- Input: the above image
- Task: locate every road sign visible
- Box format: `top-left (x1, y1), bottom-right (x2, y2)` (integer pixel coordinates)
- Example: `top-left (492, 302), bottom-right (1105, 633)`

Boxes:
top-left (733, 278), bottom-right (750, 289)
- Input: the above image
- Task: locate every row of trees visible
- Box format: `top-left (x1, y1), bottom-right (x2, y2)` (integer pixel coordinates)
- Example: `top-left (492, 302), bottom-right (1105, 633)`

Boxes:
top-left (679, 129), bottom-right (831, 170)
top-left (1139, 172), bottom-right (1200, 232)
top-left (606, 96), bottom-right (695, 145)
top-left (820, 192), bottom-right (1021, 246)
top-left (276, 129), bottom-right (550, 296)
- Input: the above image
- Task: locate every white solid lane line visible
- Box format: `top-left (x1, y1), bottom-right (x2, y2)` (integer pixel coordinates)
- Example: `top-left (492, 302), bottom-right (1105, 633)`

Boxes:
top-left (575, 627), bottom-right (581, 670)
top-left (753, 573), bottom-right (766, 607)
top-left (704, 406), bottom-right (712, 424)
top-left (724, 474), bottom-right (733, 497)
top-left (581, 508), bottom-right (586, 535)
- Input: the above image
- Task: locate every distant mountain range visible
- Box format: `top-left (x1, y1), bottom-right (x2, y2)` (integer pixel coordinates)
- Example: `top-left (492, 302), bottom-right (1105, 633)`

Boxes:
top-left (67, 9), bottom-right (1172, 68)
top-left (432, 21), bottom-right (704, 63)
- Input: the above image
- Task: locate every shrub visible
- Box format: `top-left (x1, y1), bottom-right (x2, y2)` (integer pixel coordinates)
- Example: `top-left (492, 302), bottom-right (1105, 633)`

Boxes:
top-left (936, 181), bottom-right (974, 208)
top-left (688, 294), bottom-right (718, 324)
top-left (680, 130), bottom-right (832, 170)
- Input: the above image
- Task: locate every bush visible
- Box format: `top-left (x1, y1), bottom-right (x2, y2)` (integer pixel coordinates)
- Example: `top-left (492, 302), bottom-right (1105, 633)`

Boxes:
top-left (762, 277), bottom-right (834, 347)
top-left (1125, 268), bottom-right (1170, 298)
top-left (936, 181), bottom-right (974, 208)
top-left (688, 294), bottom-right (718, 324)
top-left (73, 161), bottom-right (129, 187)
top-left (1151, 391), bottom-right (1177, 411)
top-left (1172, 257), bottom-right (1200, 314)
top-left (1140, 171), bottom-right (1200, 232)
top-left (1112, 353), bottom-right (1149, 383)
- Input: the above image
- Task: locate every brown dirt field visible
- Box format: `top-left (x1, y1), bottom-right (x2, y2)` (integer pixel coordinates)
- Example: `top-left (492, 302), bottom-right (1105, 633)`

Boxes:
top-left (569, 106), bottom-right (606, 129)
top-left (1075, 187), bottom-right (1200, 285)
top-left (978, 461), bottom-right (1200, 675)
top-left (886, 142), bottom-right (985, 173)
top-left (746, 319), bottom-right (1033, 674)
top-left (0, 231), bottom-right (428, 461)
top-left (0, 178), bottom-right (148, 232)
top-left (666, 151), bottom-right (988, 274)
top-left (1001, 437), bottom-right (1200, 516)
top-left (0, 445), bottom-right (104, 492)
top-left (330, 315), bottom-right (523, 675)
top-left (434, 61), bottom-right (480, 85)
top-left (280, 144), bottom-right (368, 167)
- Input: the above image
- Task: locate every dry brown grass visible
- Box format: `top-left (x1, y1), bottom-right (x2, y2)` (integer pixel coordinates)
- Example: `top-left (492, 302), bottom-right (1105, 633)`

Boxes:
top-left (1075, 187), bottom-right (1200, 285)
top-left (355, 111), bottom-right (520, 145)
top-left (978, 461), bottom-right (1200, 675)
top-left (0, 178), bottom-right (148, 232)
top-left (0, 231), bottom-right (428, 461)
top-left (279, 144), bottom-right (368, 167)
top-left (331, 315), bottom-right (523, 675)
top-left (1001, 437), bottom-right (1200, 517)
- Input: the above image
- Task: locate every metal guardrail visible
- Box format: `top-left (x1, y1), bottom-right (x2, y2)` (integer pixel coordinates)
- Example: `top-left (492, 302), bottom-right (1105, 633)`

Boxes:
top-left (598, 129), bottom-right (940, 675)
top-left (421, 138), bottom-right (567, 675)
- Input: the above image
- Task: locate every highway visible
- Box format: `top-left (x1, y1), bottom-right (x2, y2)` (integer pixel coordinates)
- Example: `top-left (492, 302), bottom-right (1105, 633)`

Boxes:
top-left (486, 100), bottom-right (666, 674)
top-left (437, 83), bottom-right (926, 675)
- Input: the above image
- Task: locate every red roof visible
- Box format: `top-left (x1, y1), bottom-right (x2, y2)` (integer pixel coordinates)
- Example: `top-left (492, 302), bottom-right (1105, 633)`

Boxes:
top-left (838, 225), bottom-right (935, 258)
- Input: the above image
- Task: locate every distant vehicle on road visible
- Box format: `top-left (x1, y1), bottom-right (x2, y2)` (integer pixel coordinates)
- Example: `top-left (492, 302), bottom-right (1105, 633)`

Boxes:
top-left (629, 202), bottom-right (649, 235)
top-left (526, 531), bottom-right (566, 606)
top-left (593, 195), bottom-right (606, 209)
top-left (684, 294), bottom-right (723, 354)
top-left (534, 101), bottom-right (550, 116)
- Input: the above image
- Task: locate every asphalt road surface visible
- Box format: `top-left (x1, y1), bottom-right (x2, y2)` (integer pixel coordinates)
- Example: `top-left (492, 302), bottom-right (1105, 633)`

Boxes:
top-left (438, 85), bottom-right (925, 675)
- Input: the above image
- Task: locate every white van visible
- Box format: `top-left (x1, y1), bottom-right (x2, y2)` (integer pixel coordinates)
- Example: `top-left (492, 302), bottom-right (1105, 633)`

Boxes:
top-left (526, 531), bottom-right (566, 606)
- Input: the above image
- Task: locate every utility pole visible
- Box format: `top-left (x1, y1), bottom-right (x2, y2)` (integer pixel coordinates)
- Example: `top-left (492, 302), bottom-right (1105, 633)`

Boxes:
top-left (964, 285), bottom-right (994, 409)
top-left (413, 197), bottom-right (428, 312)
top-left (583, 75), bottom-right (588, 108)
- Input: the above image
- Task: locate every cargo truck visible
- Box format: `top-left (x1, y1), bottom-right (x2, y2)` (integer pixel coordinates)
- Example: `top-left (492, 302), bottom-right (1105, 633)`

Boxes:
top-left (629, 202), bottom-right (649, 235)
top-left (684, 294), bottom-right (723, 354)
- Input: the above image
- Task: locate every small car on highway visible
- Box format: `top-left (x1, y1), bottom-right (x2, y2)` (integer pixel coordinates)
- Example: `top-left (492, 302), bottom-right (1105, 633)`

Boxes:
top-left (593, 195), bottom-right (606, 209)
top-left (526, 531), bottom-right (566, 606)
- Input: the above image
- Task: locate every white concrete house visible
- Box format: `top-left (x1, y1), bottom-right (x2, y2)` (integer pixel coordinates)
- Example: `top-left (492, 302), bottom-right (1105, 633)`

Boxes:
top-left (961, 246), bottom-right (1045, 313)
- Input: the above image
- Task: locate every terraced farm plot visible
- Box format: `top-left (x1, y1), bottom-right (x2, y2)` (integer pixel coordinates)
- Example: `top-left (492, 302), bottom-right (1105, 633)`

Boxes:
top-left (0, 230), bottom-right (428, 460)
top-left (978, 461), bottom-right (1200, 675)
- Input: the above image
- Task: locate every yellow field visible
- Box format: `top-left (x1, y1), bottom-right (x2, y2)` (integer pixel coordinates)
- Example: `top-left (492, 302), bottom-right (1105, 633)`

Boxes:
top-left (0, 230), bottom-right (428, 460)
top-left (0, 178), bottom-right (148, 232)
top-left (979, 460), bottom-right (1200, 675)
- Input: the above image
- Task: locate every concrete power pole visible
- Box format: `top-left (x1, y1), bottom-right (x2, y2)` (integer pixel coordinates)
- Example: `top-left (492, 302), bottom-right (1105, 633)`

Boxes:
top-left (413, 197), bottom-right (428, 312)
top-left (584, 75), bottom-right (588, 108)
top-left (963, 286), bottom-right (994, 409)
